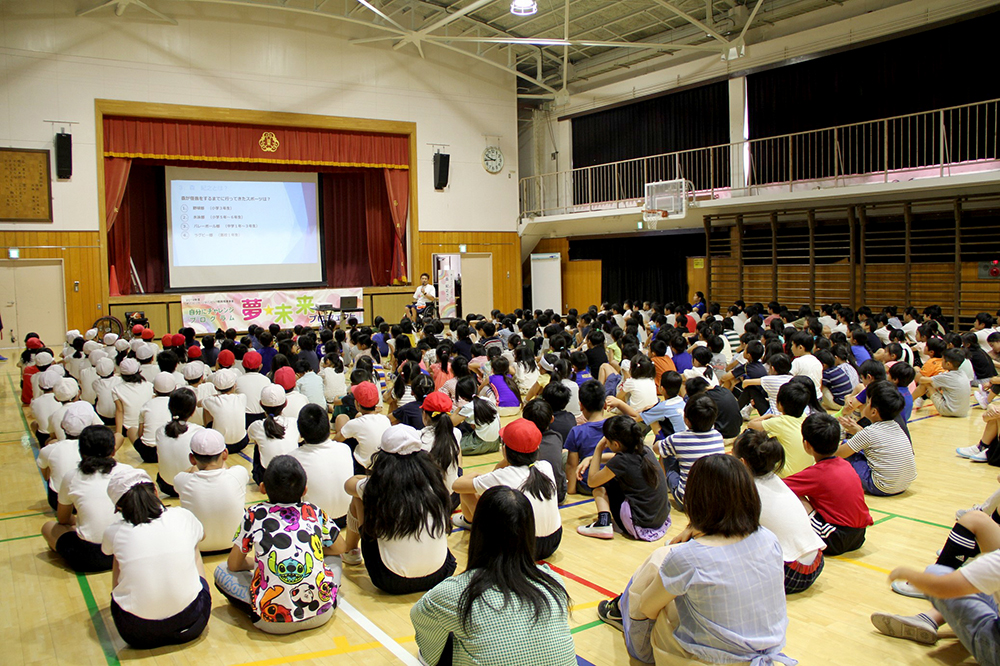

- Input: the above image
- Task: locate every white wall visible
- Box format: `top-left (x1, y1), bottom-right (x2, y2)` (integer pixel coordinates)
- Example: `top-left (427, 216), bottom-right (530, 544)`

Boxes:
top-left (0, 0), bottom-right (520, 233)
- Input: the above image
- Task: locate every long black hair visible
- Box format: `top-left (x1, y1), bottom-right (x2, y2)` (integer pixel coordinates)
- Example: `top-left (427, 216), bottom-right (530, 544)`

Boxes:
top-left (78, 425), bottom-right (117, 475)
top-left (392, 360), bottom-right (420, 399)
top-left (514, 344), bottom-right (536, 373)
top-left (603, 415), bottom-right (659, 488)
top-left (490, 356), bottom-right (522, 405)
top-left (455, 376), bottom-right (498, 426)
top-left (458, 486), bottom-right (568, 631)
top-left (504, 445), bottom-right (555, 501)
top-left (117, 482), bottom-right (165, 525)
top-left (425, 410), bottom-right (460, 473)
top-left (732, 429), bottom-right (786, 477)
top-left (163, 387), bottom-right (197, 439)
top-left (362, 450), bottom-right (451, 541)
top-left (435, 343), bottom-right (451, 374)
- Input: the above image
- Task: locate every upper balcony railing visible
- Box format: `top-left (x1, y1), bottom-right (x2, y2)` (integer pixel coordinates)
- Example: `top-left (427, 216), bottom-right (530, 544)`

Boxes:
top-left (519, 98), bottom-right (1000, 218)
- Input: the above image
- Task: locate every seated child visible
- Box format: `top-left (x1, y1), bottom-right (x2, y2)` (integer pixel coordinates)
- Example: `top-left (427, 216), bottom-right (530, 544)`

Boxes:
top-left (37, 402), bottom-right (91, 510)
top-left (391, 374), bottom-right (434, 430)
top-left (742, 352), bottom-right (793, 415)
top-left (748, 381), bottom-right (814, 477)
top-left (542, 380), bottom-right (577, 444)
top-left (202, 369), bottom-right (249, 454)
top-left (658, 395), bottom-right (725, 507)
top-left (30, 369), bottom-right (62, 447)
top-left (102, 468), bottom-right (211, 649)
top-left (214, 455), bottom-right (347, 633)
top-left (919, 349), bottom-right (971, 418)
top-left (784, 413), bottom-right (873, 556)
top-left (576, 416), bottom-right (670, 542)
top-left (173, 429), bottom-right (249, 553)
top-left (480, 356), bottom-right (522, 416)
top-left (888, 362), bottom-right (916, 423)
top-left (133, 373), bottom-right (177, 464)
top-left (817, 349), bottom-right (853, 409)
top-left (335, 382), bottom-right (392, 474)
top-left (617, 354), bottom-right (659, 411)
top-left (682, 347), bottom-right (720, 388)
top-left (837, 381), bottom-right (916, 496)
top-left (291, 404), bottom-right (355, 522)
top-left (912, 337), bottom-right (948, 408)
top-left (274, 366), bottom-right (309, 421)
top-left (247, 384), bottom-right (300, 485)
top-left (455, 376), bottom-right (501, 455)
top-left (522, 399), bottom-right (569, 504)
top-left (570, 351), bottom-right (594, 386)
top-left (563, 380), bottom-right (607, 496)
top-left (609, 370), bottom-right (686, 441)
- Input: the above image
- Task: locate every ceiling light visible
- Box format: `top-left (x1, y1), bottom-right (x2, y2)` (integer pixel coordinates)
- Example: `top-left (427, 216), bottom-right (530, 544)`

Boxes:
top-left (510, 0), bottom-right (538, 16)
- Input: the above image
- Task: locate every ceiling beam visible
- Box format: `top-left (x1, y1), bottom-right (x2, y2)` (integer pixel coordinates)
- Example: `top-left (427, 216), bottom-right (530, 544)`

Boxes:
top-left (353, 0), bottom-right (408, 31)
top-left (737, 0), bottom-right (767, 42)
top-left (176, 0), bottom-right (409, 34)
top-left (561, 0), bottom-right (570, 91)
top-left (425, 39), bottom-right (558, 93)
top-left (394, 0), bottom-right (496, 50)
top-left (649, 0), bottom-right (730, 45)
top-left (421, 34), bottom-right (725, 53)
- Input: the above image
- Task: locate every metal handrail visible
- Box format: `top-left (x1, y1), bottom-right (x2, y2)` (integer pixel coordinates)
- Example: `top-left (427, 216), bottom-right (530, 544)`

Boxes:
top-left (519, 97), bottom-right (1000, 218)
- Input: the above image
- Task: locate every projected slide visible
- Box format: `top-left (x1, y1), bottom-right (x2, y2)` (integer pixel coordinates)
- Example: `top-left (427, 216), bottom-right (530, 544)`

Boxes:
top-left (165, 168), bottom-right (323, 290)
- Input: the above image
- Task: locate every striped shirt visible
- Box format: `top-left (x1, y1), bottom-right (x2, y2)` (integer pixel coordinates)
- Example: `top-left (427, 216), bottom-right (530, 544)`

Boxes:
top-left (822, 366), bottom-right (853, 405)
top-left (846, 420), bottom-right (916, 494)
top-left (659, 429), bottom-right (726, 501)
top-left (724, 330), bottom-right (741, 351)
top-left (760, 374), bottom-right (793, 414)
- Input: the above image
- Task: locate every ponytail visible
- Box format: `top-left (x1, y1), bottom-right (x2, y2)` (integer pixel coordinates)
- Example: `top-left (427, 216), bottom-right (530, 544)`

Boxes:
top-left (393, 361), bottom-right (416, 399)
top-left (603, 415), bottom-right (659, 488)
top-left (164, 388), bottom-right (197, 439)
top-left (263, 412), bottom-right (286, 440)
top-left (436, 344), bottom-right (450, 374)
top-left (506, 446), bottom-right (555, 501)
top-left (428, 413), bottom-right (459, 473)
top-left (471, 395), bottom-right (498, 426)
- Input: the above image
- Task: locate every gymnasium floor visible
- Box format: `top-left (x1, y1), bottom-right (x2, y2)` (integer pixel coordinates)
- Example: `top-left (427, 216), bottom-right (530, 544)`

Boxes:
top-left (1, 360), bottom-right (995, 666)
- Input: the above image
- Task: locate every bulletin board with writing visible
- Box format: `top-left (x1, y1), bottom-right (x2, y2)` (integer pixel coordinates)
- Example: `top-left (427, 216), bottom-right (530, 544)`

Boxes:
top-left (0, 148), bottom-right (53, 222)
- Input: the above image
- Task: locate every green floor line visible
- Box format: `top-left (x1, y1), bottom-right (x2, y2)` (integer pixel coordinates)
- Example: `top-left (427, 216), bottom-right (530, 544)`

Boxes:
top-left (0, 533), bottom-right (42, 544)
top-left (76, 573), bottom-right (121, 666)
top-left (0, 511), bottom-right (46, 522)
top-left (571, 619), bottom-right (604, 634)
top-left (464, 460), bottom-right (499, 470)
top-left (872, 515), bottom-right (895, 526)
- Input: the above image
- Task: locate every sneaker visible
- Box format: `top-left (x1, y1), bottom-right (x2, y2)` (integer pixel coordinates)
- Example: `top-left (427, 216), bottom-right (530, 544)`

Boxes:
top-left (740, 404), bottom-right (754, 421)
top-left (341, 548), bottom-right (362, 565)
top-left (577, 521), bottom-right (614, 540)
top-left (969, 449), bottom-right (989, 463)
top-left (975, 389), bottom-right (991, 409)
top-left (913, 397), bottom-right (925, 410)
top-left (890, 580), bottom-right (927, 599)
top-left (870, 612), bottom-right (938, 645)
top-left (956, 444), bottom-right (985, 460)
top-left (597, 597), bottom-right (624, 631)
top-left (451, 513), bottom-right (472, 530)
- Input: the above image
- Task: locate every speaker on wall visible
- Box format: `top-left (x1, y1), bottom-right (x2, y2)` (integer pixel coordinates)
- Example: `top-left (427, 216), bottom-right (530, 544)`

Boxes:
top-left (433, 152), bottom-right (450, 190)
top-left (55, 132), bottom-right (72, 179)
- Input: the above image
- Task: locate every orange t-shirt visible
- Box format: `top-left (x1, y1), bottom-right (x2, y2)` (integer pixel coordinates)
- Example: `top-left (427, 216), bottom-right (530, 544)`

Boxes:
top-left (652, 355), bottom-right (677, 386)
top-left (921, 357), bottom-right (944, 377)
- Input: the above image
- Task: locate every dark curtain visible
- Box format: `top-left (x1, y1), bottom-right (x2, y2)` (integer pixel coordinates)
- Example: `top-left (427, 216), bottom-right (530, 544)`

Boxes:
top-left (322, 173), bottom-right (371, 288)
top-left (748, 9), bottom-right (1000, 181)
top-left (118, 164), bottom-right (167, 294)
top-left (570, 232), bottom-right (706, 305)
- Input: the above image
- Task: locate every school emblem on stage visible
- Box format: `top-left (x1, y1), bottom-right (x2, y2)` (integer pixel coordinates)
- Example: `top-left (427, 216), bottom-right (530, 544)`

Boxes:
top-left (259, 132), bottom-right (280, 153)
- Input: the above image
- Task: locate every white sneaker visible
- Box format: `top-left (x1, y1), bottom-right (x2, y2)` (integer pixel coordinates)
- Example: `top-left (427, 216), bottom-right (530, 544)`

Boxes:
top-left (740, 404), bottom-right (754, 421)
top-left (342, 548), bottom-right (362, 565)
top-left (969, 449), bottom-right (989, 463)
top-left (913, 397), bottom-right (925, 410)
top-left (576, 521), bottom-right (614, 540)
top-left (975, 389), bottom-right (990, 409)
top-left (957, 444), bottom-right (985, 460)
top-left (870, 613), bottom-right (939, 645)
top-left (890, 580), bottom-right (927, 599)
top-left (451, 513), bottom-right (472, 530)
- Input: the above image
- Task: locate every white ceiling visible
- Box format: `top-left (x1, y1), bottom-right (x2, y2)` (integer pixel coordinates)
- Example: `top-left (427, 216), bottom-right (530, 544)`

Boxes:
top-left (74, 0), bottom-right (914, 98)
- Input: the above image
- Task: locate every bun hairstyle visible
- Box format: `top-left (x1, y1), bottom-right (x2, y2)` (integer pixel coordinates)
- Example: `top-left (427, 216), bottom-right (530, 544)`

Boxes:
top-left (602, 415), bottom-right (659, 487)
top-left (733, 429), bottom-right (786, 476)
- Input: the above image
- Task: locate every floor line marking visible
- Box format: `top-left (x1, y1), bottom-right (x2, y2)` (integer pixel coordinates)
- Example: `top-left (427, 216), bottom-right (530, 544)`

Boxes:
top-left (829, 555), bottom-right (892, 575)
top-left (0, 510), bottom-right (46, 520)
top-left (225, 637), bottom-right (382, 666)
top-left (560, 498), bottom-right (596, 509)
top-left (0, 533), bottom-right (42, 543)
top-left (75, 572), bottom-right (121, 666)
top-left (872, 515), bottom-right (895, 526)
top-left (572, 620), bottom-right (605, 635)
top-left (541, 561), bottom-right (619, 598)
top-left (339, 598), bottom-right (422, 666)
top-left (238, 451), bottom-right (253, 463)
top-left (577, 654), bottom-right (599, 664)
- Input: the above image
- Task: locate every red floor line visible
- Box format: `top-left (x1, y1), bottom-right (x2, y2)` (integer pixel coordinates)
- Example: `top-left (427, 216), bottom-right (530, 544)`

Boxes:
top-left (541, 561), bottom-right (618, 598)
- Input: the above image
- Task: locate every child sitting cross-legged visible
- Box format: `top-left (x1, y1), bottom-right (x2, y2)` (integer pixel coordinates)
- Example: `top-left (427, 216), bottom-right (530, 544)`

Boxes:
top-left (837, 381), bottom-right (916, 496)
top-left (214, 455), bottom-right (347, 634)
top-left (917, 348), bottom-right (972, 418)
top-left (747, 381), bottom-right (815, 478)
top-left (658, 395), bottom-right (725, 510)
top-left (783, 413), bottom-right (873, 556)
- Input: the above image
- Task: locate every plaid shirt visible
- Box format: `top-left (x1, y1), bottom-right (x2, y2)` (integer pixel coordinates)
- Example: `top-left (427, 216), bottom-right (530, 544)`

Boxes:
top-left (410, 566), bottom-right (576, 666)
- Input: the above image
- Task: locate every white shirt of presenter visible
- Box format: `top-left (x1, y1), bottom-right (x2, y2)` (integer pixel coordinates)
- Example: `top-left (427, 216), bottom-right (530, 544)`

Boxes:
top-left (413, 280), bottom-right (436, 308)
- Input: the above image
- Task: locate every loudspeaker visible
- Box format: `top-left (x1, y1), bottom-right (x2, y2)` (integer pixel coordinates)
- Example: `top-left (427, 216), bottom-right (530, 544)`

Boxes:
top-left (433, 152), bottom-right (450, 190)
top-left (55, 133), bottom-right (72, 179)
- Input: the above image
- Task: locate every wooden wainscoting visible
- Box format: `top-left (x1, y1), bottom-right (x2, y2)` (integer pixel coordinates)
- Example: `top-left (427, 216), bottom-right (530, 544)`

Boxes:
top-left (0, 231), bottom-right (103, 332)
top-left (417, 232), bottom-right (522, 314)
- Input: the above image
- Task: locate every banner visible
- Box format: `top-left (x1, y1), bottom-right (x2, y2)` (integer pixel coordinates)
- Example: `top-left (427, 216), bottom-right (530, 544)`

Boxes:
top-left (181, 288), bottom-right (363, 334)
top-left (437, 268), bottom-right (457, 319)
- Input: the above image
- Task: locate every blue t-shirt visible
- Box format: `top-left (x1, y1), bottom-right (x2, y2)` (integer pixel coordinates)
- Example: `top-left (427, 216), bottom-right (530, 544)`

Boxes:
top-left (371, 333), bottom-right (390, 358)
top-left (640, 396), bottom-right (687, 438)
top-left (851, 345), bottom-right (872, 365)
top-left (672, 352), bottom-right (693, 373)
top-left (574, 369), bottom-right (594, 387)
top-left (564, 420), bottom-right (606, 491)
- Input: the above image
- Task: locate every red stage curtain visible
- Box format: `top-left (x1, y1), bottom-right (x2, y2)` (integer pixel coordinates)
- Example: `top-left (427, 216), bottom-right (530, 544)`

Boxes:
top-left (104, 116), bottom-right (408, 170)
top-left (105, 157), bottom-right (131, 295)
top-left (365, 172), bottom-right (394, 286)
top-left (119, 164), bottom-right (167, 294)
top-left (384, 169), bottom-right (409, 283)
top-left (322, 174), bottom-right (371, 288)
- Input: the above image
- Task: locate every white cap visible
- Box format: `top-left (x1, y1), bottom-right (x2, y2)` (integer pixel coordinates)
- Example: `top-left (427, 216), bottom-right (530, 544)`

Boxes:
top-left (538, 355), bottom-right (555, 372)
top-left (212, 368), bottom-right (236, 390)
top-left (85, 328), bottom-right (99, 340)
top-left (34, 351), bottom-right (54, 367)
top-left (65, 330), bottom-right (81, 343)
top-left (114, 338), bottom-right (130, 352)
top-left (379, 424), bottom-right (424, 455)
top-left (130, 338), bottom-right (146, 353)
top-left (39, 368), bottom-right (62, 390)
top-left (153, 372), bottom-right (176, 394)
top-left (135, 343), bottom-right (153, 360)
top-left (83, 340), bottom-right (101, 354)
top-left (190, 429), bottom-right (226, 456)
top-left (260, 384), bottom-right (287, 408)
top-left (88, 349), bottom-right (108, 364)
top-left (183, 360), bottom-right (205, 381)
top-left (96, 358), bottom-right (115, 377)
top-left (107, 468), bottom-right (152, 505)
top-left (103, 333), bottom-right (119, 345)
top-left (120, 358), bottom-right (141, 376)
top-left (62, 402), bottom-right (97, 437)
top-left (54, 377), bottom-right (80, 402)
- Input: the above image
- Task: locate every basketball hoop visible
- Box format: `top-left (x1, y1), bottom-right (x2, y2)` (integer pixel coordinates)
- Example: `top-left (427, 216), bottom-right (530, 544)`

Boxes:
top-left (642, 179), bottom-right (692, 228)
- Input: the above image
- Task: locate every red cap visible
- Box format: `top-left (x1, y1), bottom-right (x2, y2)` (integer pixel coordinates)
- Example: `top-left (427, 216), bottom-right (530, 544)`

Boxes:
top-left (161, 335), bottom-right (174, 347)
top-left (217, 349), bottom-right (235, 368)
top-left (26, 338), bottom-right (44, 350)
top-left (421, 392), bottom-right (452, 415)
top-left (141, 329), bottom-right (155, 340)
top-left (352, 381), bottom-right (379, 409)
top-left (187, 345), bottom-right (202, 359)
top-left (274, 366), bottom-right (296, 390)
top-left (500, 419), bottom-right (542, 454)
top-left (242, 350), bottom-right (262, 370)
top-left (131, 324), bottom-right (144, 335)
top-left (171, 334), bottom-right (186, 347)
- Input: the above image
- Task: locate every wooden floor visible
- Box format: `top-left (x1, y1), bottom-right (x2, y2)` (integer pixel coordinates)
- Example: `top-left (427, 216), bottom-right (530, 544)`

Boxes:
top-left (1, 360), bottom-right (996, 666)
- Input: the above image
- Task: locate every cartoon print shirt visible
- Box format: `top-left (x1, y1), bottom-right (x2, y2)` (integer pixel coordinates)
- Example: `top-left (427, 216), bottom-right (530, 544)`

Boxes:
top-left (235, 501), bottom-right (340, 623)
